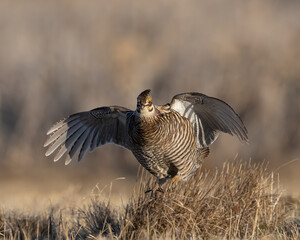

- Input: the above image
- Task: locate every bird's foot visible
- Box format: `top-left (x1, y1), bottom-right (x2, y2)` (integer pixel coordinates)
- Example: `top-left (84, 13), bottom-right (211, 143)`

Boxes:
top-left (145, 183), bottom-right (164, 197)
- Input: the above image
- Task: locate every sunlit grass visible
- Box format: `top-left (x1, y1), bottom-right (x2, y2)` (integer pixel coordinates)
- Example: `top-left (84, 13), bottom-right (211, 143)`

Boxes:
top-left (0, 160), bottom-right (299, 239)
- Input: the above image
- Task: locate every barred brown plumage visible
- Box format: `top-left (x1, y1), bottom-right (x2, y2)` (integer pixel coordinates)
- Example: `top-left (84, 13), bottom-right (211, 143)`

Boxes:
top-left (44, 89), bottom-right (248, 192)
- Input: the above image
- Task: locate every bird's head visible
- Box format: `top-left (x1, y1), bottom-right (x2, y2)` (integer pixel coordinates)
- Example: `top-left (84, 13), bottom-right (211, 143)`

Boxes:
top-left (136, 89), bottom-right (155, 118)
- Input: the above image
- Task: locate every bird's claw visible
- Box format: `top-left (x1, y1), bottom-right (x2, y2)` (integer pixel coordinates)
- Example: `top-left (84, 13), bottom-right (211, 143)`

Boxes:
top-left (145, 184), bottom-right (164, 197)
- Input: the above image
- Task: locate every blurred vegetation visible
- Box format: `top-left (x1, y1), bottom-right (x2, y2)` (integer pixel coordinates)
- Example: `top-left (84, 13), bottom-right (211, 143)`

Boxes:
top-left (0, 0), bottom-right (299, 192)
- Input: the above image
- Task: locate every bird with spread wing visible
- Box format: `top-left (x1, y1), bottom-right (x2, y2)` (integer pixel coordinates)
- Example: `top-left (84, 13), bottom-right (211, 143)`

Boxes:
top-left (44, 89), bottom-right (248, 192)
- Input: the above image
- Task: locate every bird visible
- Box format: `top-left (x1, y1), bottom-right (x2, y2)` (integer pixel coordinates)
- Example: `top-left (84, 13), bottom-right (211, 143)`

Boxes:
top-left (44, 89), bottom-right (248, 192)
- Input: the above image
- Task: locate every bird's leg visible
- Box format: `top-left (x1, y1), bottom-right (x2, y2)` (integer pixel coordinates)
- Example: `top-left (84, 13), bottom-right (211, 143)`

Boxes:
top-left (169, 175), bottom-right (180, 186)
top-left (145, 176), bottom-right (181, 196)
top-left (152, 182), bottom-right (164, 193)
top-left (145, 178), bottom-right (166, 195)
top-left (165, 175), bottom-right (181, 191)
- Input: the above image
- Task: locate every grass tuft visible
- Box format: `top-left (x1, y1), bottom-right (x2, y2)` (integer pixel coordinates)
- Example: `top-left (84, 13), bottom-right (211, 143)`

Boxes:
top-left (0, 207), bottom-right (78, 239)
top-left (121, 160), bottom-right (299, 239)
top-left (78, 200), bottom-right (122, 238)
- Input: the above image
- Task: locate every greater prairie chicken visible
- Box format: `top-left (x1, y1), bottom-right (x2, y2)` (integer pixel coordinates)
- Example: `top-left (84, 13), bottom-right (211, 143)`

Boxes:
top-left (44, 89), bottom-right (248, 191)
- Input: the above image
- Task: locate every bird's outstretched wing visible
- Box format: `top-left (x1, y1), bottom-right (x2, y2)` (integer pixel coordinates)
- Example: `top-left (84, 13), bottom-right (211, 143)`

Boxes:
top-left (170, 93), bottom-right (248, 148)
top-left (44, 106), bottom-right (132, 165)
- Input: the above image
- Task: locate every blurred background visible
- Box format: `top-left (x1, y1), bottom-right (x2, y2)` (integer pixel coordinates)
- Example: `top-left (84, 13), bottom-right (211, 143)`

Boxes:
top-left (0, 0), bottom-right (299, 209)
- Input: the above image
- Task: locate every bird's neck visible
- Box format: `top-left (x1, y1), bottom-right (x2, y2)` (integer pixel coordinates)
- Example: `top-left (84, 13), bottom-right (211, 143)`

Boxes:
top-left (136, 107), bottom-right (156, 119)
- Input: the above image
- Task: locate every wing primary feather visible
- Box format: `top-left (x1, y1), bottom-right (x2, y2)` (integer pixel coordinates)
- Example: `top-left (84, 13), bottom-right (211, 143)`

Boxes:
top-left (53, 144), bottom-right (70, 162)
top-left (90, 125), bottom-right (101, 151)
top-left (45, 122), bottom-right (83, 156)
top-left (78, 127), bottom-right (97, 162)
top-left (45, 107), bottom-right (132, 163)
top-left (44, 118), bottom-right (81, 147)
top-left (54, 121), bottom-right (91, 162)
top-left (46, 120), bottom-right (66, 135)
top-left (217, 108), bottom-right (248, 141)
top-left (170, 93), bottom-right (248, 146)
top-left (202, 96), bottom-right (248, 141)
top-left (217, 107), bottom-right (245, 131)
top-left (67, 128), bottom-right (91, 163)
top-left (46, 114), bottom-right (80, 135)
top-left (62, 126), bottom-right (89, 165)
top-left (196, 116), bottom-right (207, 147)
top-left (210, 99), bottom-right (248, 138)
top-left (64, 155), bottom-right (72, 165)
top-left (196, 108), bottom-right (221, 130)
top-left (64, 125), bottom-right (88, 149)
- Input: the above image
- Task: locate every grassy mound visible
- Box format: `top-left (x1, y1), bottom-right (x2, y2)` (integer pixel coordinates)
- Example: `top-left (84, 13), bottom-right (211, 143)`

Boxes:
top-left (121, 161), bottom-right (299, 239)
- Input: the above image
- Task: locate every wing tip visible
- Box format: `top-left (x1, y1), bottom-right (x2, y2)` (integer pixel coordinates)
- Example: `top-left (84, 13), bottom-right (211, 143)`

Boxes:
top-left (242, 135), bottom-right (249, 144)
top-left (65, 157), bottom-right (72, 165)
top-left (240, 125), bottom-right (249, 143)
top-left (43, 138), bottom-right (52, 147)
top-left (45, 152), bottom-right (51, 157)
top-left (54, 153), bottom-right (62, 162)
top-left (46, 122), bottom-right (64, 135)
top-left (238, 131), bottom-right (249, 144)
top-left (46, 114), bottom-right (80, 135)
top-left (45, 148), bottom-right (54, 157)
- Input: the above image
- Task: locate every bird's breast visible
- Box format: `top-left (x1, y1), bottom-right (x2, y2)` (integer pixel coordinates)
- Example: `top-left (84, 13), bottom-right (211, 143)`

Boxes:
top-left (128, 110), bottom-right (195, 150)
top-left (128, 110), bottom-right (200, 180)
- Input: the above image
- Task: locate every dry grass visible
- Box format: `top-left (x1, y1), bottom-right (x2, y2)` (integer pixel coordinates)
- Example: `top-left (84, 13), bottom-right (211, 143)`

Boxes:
top-left (0, 160), bottom-right (299, 239)
top-left (0, 207), bottom-right (78, 239)
top-left (121, 160), bottom-right (299, 239)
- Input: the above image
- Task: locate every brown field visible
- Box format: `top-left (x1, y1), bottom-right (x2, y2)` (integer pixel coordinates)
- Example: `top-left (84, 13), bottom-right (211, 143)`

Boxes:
top-left (0, 0), bottom-right (299, 239)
